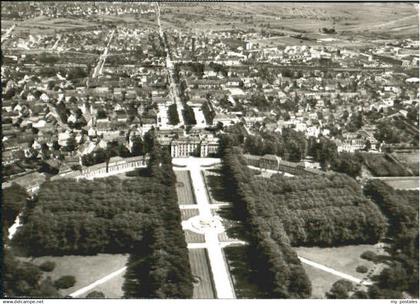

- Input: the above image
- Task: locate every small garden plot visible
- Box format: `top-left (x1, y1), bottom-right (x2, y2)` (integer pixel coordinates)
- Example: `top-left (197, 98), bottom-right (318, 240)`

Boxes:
top-left (184, 230), bottom-right (205, 243)
top-left (188, 248), bottom-right (215, 299)
top-left (175, 170), bottom-right (196, 205)
top-left (181, 208), bottom-right (200, 221)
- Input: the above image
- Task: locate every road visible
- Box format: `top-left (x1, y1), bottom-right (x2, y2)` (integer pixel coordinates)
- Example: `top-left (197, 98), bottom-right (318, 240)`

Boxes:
top-left (155, 2), bottom-right (185, 127)
top-left (1, 24), bottom-right (15, 43)
top-left (51, 35), bottom-right (61, 51)
top-left (92, 29), bottom-right (115, 78)
top-left (173, 158), bottom-right (236, 299)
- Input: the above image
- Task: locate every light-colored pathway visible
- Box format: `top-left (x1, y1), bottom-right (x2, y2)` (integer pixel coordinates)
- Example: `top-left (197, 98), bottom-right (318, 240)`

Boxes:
top-left (247, 165), bottom-right (294, 177)
top-left (69, 266), bottom-right (127, 298)
top-left (174, 158), bottom-right (235, 299)
top-left (298, 256), bottom-right (372, 286)
top-left (8, 213), bottom-right (22, 240)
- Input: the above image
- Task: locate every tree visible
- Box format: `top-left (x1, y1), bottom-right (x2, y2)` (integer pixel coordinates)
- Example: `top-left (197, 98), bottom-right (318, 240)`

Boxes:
top-left (361, 251), bottom-right (377, 262)
top-left (356, 265), bottom-right (368, 274)
top-left (39, 261), bottom-right (56, 272)
top-left (331, 152), bottom-right (362, 178)
top-left (54, 276), bottom-right (76, 289)
top-left (86, 291), bottom-right (105, 298)
top-left (326, 280), bottom-right (353, 299)
top-left (3, 183), bottom-right (27, 228)
top-left (65, 135), bottom-right (77, 152)
top-left (131, 136), bottom-right (144, 156)
top-left (167, 104), bottom-right (180, 125)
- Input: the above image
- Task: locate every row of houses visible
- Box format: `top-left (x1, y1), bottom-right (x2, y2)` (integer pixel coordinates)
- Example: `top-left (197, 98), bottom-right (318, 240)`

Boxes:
top-left (243, 154), bottom-right (324, 176)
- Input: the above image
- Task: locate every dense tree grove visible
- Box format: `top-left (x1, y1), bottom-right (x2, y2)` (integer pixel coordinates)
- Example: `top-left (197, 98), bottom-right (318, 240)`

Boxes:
top-left (3, 183), bottom-right (27, 228)
top-left (251, 174), bottom-right (387, 246)
top-left (182, 105), bottom-right (196, 125)
top-left (364, 181), bottom-right (418, 298)
top-left (122, 145), bottom-right (193, 298)
top-left (242, 128), bottom-right (307, 162)
top-left (219, 141), bottom-right (389, 298)
top-left (201, 102), bottom-right (215, 125)
top-left (167, 104), bottom-right (180, 125)
top-left (11, 144), bottom-right (193, 298)
top-left (221, 146), bottom-right (311, 298)
top-left (3, 249), bottom-right (60, 298)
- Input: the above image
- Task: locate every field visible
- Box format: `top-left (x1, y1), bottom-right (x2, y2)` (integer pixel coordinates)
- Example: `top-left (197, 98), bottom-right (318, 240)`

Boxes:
top-left (359, 152), bottom-right (413, 177)
top-left (13, 16), bottom-right (99, 35)
top-left (381, 177), bottom-right (419, 190)
top-left (162, 3), bottom-right (418, 40)
top-left (175, 170), bottom-right (196, 205)
top-left (19, 254), bottom-right (128, 298)
top-left (393, 151), bottom-right (419, 176)
top-left (188, 248), bottom-right (215, 299)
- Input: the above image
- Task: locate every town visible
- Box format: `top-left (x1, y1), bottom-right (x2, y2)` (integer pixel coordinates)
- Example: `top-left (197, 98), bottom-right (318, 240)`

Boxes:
top-left (2, 1), bottom-right (419, 301)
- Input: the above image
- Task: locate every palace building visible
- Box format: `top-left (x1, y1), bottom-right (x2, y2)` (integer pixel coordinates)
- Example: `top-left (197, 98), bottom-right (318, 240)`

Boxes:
top-left (170, 134), bottom-right (219, 158)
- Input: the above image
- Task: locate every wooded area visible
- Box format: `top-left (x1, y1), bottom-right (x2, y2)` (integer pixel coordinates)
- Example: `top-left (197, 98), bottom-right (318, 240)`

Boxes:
top-left (9, 144), bottom-right (193, 298)
top-left (221, 146), bottom-right (311, 298)
top-left (364, 181), bottom-right (418, 298)
top-left (219, 142), bottom-right (388, 298)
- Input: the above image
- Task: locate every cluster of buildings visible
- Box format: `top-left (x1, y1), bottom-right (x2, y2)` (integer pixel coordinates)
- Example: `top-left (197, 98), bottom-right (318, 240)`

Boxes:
top-left (1, 2), bottom-right (419, 190)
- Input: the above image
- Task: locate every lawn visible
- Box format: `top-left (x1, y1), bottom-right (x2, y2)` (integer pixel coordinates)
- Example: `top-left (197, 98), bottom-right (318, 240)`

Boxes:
top-left (175, 170), bottom-right (196, 205)
top-left (300, 263), bottom-right (342, 299)
top-left (19, 254), bottom-right (128, 298)
top-left (359, 152), bottom-right (412, 177)
top-left (188, 248), bottom-right (215, 299)
top-left (79, 270), bottom-right (125, 299)
top-left (294, 244), bottom-right (388, 281)
top-left (383, 177), bottom-right (419, 189)
top-left (202, 169), bottom-right (231, 204)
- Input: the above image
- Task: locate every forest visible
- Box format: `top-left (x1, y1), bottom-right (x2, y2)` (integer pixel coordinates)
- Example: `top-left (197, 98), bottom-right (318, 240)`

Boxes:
top-left (3, 183), bottom-right (28, 229)
top-left (220, 143), bottom-right (388, 298)
top-left (9, 144), bottom-right (193, 298)
top-left (3, 248), bottom-right (61, 298)
top-left (364, 181), bottom-right (418, 298)
top-left (250, 173), bottom-right (387, 246)
top-left (122, 145), bottom-right (193, 298)
top-left (221, 146), bottom-right (311, 298)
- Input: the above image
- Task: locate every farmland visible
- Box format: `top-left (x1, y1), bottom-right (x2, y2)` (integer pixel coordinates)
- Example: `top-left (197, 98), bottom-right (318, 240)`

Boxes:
top-left (161, 3), bottom-right (418, 41)
top-left (188, 248), bottom-right (216, 299)
top-left (175, 170), bottom-right (196, 205)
